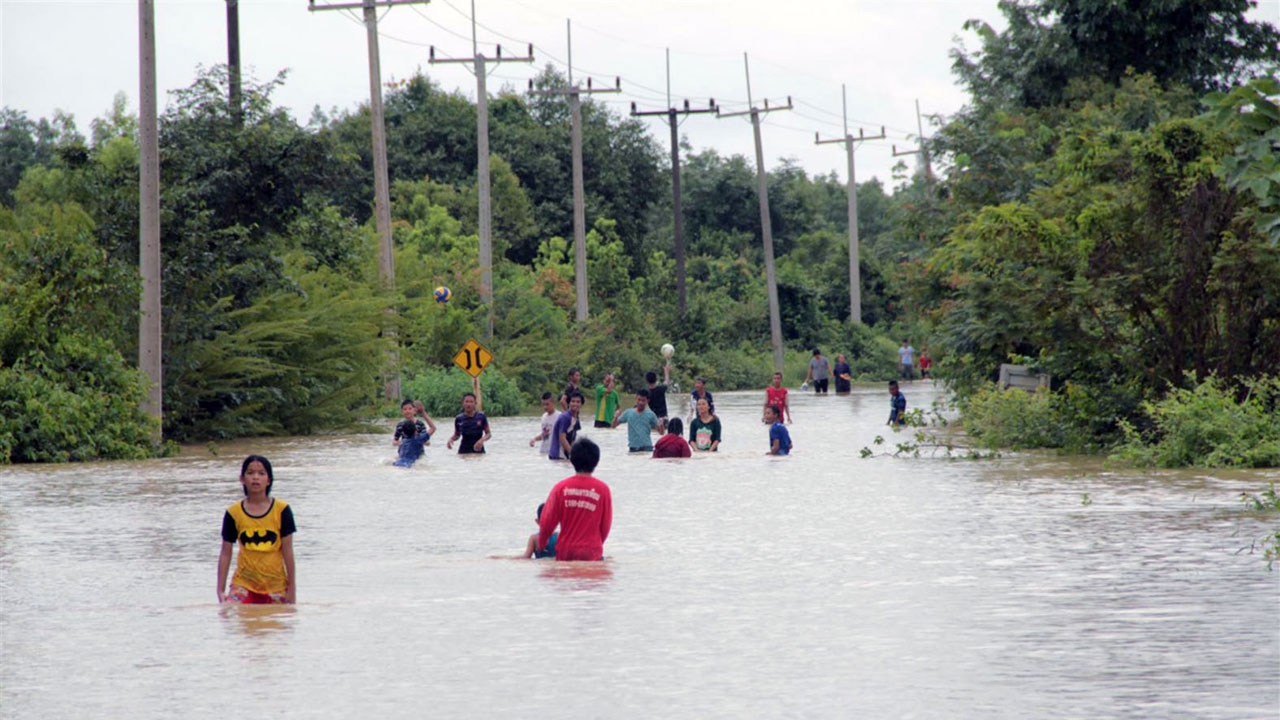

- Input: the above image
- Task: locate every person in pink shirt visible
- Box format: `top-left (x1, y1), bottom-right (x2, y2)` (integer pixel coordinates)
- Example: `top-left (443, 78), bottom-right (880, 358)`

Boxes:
top-left (764, 371), bottom-right (792, 423)
top-left (537, 438), bottom-right (613, 562)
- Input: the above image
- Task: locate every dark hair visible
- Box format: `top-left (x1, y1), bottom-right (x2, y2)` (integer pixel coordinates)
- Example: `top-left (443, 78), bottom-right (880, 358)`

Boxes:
top-left (666, 418), bottom-right (683, 436)
top-left (636, 388), bottom-right (650, 400)
top-left (569, 437), bottom-right (600, 473)
top-left (567, 391), bottom-right (585, 405)
top-left (401, 398), bottom-right (415, 408)
top-left (645, 371), bottom-right (657, 384)
top-left (536, 502), bottom-right (545, 520)
top-left (541, 392), bottom-right (554, 401)
top-left (568, 367), bottom-right (580, 377)
top-left (812, 349), bottom-right (822, 356)
top-left (766, 405), bottom-right (781, 419)
top-left (240, 454), bottom-right (274, 496)
top-left (889, 380), bottom-right (899, 388)
top-left (462, 392), bottom-right (477, 401)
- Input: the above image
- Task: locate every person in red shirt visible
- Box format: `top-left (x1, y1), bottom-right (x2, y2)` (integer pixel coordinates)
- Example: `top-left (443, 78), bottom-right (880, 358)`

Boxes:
top-left (537, 438), bottom-right (613, 561)
top-left (764, 371), bottom-right (793, 423)
top-left (652, 418), bottom-right (692, 458)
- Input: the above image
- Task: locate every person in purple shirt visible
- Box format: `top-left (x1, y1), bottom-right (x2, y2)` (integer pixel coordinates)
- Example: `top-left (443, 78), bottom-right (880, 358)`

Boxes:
top-left (447, 392), bottom-right (491, 454)
top-left (550, 392), bottom-right (584, 461)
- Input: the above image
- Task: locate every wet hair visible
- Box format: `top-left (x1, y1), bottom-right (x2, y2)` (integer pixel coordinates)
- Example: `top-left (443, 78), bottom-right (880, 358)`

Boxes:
top-left (536, 502), bottom-right (545, 520)
top-left (240, 454), bottom-right (274, 496)
top-left (645, 371), bottom-right (657, 384)
top-left (666, 418), bottom-right (683, 436)
top-left (569, 437), bottom-right (601, 473)
top-left (765, 405), bottom-right (781, 420)
top-left (401, 398), bottom-right (415, 409)
top-left (636, 388), bottom-right (650, 400)
top-left (541, 392), bottom-right (554, 401)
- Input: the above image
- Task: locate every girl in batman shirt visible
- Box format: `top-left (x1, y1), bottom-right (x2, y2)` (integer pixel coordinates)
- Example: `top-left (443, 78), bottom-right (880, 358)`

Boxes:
top-left (217, 455), bottom-right (297, 604)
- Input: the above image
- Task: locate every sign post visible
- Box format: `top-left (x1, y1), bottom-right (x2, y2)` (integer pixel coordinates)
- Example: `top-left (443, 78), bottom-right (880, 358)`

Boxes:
top-left (453, 338), bottom-right (494, 411)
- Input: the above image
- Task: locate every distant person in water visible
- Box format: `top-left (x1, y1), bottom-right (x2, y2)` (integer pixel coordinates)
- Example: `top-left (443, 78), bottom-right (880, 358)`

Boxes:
top-left (594, 373), bottom-right (621, 429)
top-left (523, 503), bottom-right (558, 559)
top-left (447, 392), bottom-right (491, 454)
top-left (645, 364), bottom-right (672, 433)
top-left (613, 388), bottom-right (659, 452)
top-left (688, 377), bottom-right (714, 423)
top-left (805, 349), bottom-right (832, 394)
top-left (833, 353), bottom-right (853, 394)
top-left (558, 367), bottom-right (582, 412)
top-left (217, 455), bottom-right (296, 604)
top-left (764, 405), bottom-right (792, 456)
top-left (529, 392), bottom-right (560, 457)
top-left (888, 380), bottom-right (907, 426)
top-left (550, 392), bottom-right (584, 461)
top-left (918, 349), bottom-right (933, 381)
top-left (652, 417), bottom-right (691, 458)
top-left (764, 371), bottom-right (793, 424)
top-left (898, 341), bottom-right (916, 381)
top-left (537, 438), bottom-right (612, 562)
top-left (393, 399), bottom-right (435, 467)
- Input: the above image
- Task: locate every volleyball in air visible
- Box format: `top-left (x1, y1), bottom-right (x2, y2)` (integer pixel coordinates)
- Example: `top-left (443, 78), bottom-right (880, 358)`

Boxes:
top-left (661, 343), bottom-right (675, 358)
top-left (434, 286), bottom-right (452, 304)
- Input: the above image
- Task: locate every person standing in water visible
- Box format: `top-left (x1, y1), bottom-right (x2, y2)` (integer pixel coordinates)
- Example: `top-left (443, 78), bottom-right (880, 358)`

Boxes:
top-left (764, 405), bottom-right (792, 456)
top-left (550, 392), bottom-right (584, 461)
top-left (447, 392), bottom-right (491, 454)
top-left (888, 380), bottom-right (908, 426)
top-left (833, 353), bottom-right (853, 395)
top-left (529, 392), bottom-right (560, 457)
top-left (537, 438), bottom-right (612, 562)
top-left (613, 388), bottom-right (659, 453)
top-left (645, 364), bottom-right (672, 433)
top-left (217, 455), bottom-right (296, 604)
top-left (764, 371), bottom-right (793, 424)
top-left (805, 349), bottom-right (832, 394)
top-left (688, 397), bottom-right (722, 452)
top-left (652, 418), bottom-right (691, 458)
top-left (594, 373), bottom-right (621, 429)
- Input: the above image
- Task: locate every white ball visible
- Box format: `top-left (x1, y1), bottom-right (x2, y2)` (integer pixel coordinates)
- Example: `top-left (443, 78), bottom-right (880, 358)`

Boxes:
top-left (660, 343), bottom-right (675, 358)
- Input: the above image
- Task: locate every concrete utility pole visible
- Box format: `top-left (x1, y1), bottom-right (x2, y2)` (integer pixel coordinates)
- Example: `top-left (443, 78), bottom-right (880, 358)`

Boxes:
top-left (527, 20), bottom-right (620, 323)
top-left (225, 0), bottom-right (241, 126)
top-left (892, 98), bottom-right (933, 184)
top-left (138, 0), bottom-right (162, 439)
top-left (630, 48), bottom-right (717, 319)
top-left (429, 0), bottom-right (533, 340)
top-left (717, 53), bottom-right (791, 373)
top-left (310, 0), bottom-right (427, 401)
top-left (815, 84), bottom-right (884, 326)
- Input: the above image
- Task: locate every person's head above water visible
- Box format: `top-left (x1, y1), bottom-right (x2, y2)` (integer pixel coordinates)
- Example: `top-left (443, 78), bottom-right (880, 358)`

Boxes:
top-left (666, 417), bottom-right (684, 436)
top-left (569, 437), bottom-right (600, 473)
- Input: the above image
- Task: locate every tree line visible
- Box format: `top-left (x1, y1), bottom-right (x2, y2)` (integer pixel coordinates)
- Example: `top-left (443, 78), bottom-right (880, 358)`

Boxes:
top-left (1, 0), bottom-right (1277, 466)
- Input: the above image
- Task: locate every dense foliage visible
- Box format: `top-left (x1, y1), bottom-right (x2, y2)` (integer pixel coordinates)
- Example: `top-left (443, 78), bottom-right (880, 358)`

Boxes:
top-left (1, 1), bottom-right (1276, 466)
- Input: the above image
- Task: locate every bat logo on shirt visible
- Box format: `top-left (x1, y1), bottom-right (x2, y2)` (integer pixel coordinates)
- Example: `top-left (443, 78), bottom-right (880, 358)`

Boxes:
top-left (240, 528), bottom-right (279, 550)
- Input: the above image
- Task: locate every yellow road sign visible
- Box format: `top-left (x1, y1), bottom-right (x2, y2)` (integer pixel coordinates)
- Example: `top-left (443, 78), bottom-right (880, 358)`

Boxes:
top-left (453, 338), bottom-right (493, 378)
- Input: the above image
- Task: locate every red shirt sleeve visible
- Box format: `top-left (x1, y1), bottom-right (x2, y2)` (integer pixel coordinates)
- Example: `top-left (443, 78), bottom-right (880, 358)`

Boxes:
top-left (598, 483), bottom-right (612, 544)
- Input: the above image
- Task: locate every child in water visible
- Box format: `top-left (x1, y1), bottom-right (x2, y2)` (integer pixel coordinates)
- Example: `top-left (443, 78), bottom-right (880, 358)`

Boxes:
top-left (217, 455), bottom-right (296, 604)
top-left (394, 399), bottom-right (435, 467)
top-left (523, 503), bottom-right (558, 559)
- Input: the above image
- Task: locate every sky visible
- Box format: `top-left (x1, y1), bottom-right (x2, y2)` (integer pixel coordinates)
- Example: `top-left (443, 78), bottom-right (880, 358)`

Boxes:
top-left (2, 0), bottom-right (1278, 189)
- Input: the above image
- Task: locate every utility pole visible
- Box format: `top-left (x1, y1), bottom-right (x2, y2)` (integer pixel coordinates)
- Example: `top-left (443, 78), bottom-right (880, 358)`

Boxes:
top-left (310, 0), bottom-right (426, 401)
top-left (717, 53), bottom-right (791, 373)
top-left (429, 0), bottom-right (533, 340)
top-left (892, 98), bottom-right (933, 184)
top-left (815, 84), bottom-right (884, 326)
top-left (226, 0), bottom-right (241, 126)
top-left (630, 48), bottom-right (717, 319)
top-left (138, 0), bottom-right (162, 439)
top-left (528, 20), bottom-right (620, 323)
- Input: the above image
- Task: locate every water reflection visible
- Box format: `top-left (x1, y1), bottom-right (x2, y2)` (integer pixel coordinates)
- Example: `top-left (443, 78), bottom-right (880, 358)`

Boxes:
top-left (219, 603), bottom-right (296, 638)
top-left (538, 560), bottom-right (614, 592)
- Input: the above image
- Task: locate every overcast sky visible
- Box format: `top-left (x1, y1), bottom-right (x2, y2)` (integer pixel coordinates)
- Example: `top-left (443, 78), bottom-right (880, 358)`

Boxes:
top-left (3, 0), bottom-right (1277, 188)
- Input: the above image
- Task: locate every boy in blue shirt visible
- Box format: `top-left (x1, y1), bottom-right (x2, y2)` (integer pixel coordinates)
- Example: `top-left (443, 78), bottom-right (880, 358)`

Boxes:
top-left (523, 503), bottom-right (558, 559)
top-left (613, 388), bottom-right (659, 452)
top-left (888, 380), bottom-right (907, 426)
top-left (765, 404), bottom-right (792, 455)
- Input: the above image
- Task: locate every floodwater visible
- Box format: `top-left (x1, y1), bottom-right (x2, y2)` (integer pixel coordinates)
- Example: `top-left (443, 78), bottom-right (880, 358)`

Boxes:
top-left (2, 383), bottom-right (1277, 719)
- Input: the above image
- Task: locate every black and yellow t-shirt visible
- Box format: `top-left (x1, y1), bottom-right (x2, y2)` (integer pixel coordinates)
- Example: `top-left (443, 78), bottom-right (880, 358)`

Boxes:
top-left (221, 499), bottom-right (296, 594)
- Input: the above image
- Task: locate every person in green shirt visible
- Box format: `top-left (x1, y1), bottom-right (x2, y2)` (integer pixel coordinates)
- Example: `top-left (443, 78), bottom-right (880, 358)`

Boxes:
top-left (594, 373), bottom-right (621, 428)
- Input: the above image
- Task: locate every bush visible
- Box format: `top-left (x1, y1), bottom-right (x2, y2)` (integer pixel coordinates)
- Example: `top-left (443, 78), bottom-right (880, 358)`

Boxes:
top-left (1113, 375), bottom-right (1280, 468)
top-left (961, 384), bottom-right (1066, 449)
top-left (401, 365), bottom-right (525, 418)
